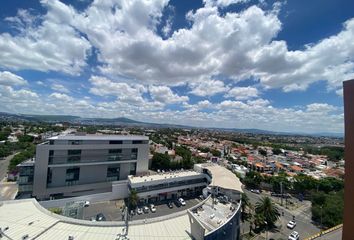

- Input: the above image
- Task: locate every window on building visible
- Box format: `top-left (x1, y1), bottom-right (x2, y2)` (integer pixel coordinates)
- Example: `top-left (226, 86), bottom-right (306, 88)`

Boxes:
top-left (68, 149), bottom-right (81, 155)
top-left (69, 140), bottom-right (82, 145)
top-left (67, 149), bottom-right (81, 162)
top-left (109, 140), bottom-right (123, 144)
top-left (129, 162), bottom-right (137, 175)
top-left (107, 165), bottom-right (120, 181)
top-left (109, 149), bottom-right (122, 154)
top-left (131, 148), bottom-right (138, 153)
top-left (49, 140), bottom-right (54, 145)
top-left (132, 140), bottom-right (143, 144)
top-left (66, 168), bottom-right (80, 182)
top-left (47, 168), bottom-right (53, 184)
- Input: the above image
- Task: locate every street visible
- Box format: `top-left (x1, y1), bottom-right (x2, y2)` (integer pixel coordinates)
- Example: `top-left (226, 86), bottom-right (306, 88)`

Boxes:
top-left (0, 153), bottom-right (16, 181)
top-left (316, 228), bottom-right (342, 240)
top-left (242, 189), bottom-right (320, 239)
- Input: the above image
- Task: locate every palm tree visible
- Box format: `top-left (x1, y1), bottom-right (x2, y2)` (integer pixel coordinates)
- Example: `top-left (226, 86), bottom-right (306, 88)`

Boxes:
top-left (255, 196), bottom-right (280, 228)
top-left (241, 193), bottom-right (252, 221)
top-left (128, 189), bottom-right (139, 210)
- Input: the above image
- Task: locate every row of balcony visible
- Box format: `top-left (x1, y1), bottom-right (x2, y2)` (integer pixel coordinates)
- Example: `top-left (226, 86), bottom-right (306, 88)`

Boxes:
top-left (48, 154), bottom-right (138, 165)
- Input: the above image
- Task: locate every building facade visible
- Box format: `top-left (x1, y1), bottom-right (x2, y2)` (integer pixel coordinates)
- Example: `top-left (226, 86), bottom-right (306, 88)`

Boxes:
top-left (31, 134), bottom-right (149, 200)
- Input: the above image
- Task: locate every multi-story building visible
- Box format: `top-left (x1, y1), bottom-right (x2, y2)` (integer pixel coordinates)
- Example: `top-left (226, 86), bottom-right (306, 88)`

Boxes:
top-left (31, 134), bottom-right (149, 200)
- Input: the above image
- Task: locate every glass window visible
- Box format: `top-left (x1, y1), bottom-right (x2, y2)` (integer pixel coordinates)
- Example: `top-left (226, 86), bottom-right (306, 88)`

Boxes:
top-left (131, 148), bottom-right (138, 153)
top-left (68, 149), bottom-right (81, 155)
top-left (109, 149), bottom-right (122, 154)
top-left (109, 140), bottom-right (123, 144)
top-left (129, 162), bottom-right (136, 175)
top-left (69, 140), bottom-right (82, 145)
top-left (66, 168), bottom-right (80, 182)
top-left (132, 140), bottom-right (143, 144)
top-left (107, 165), bottom-right (120, 180)
top-left (47, 168), bottom-right (52, 184)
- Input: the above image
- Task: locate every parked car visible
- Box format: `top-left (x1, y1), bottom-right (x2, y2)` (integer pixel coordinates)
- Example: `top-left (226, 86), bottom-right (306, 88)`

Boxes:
top-left (96, 213), bottom-right (106, 221)
top-left (178, 198), bottom-right (186, 206)
top-left (143, 206), bottom-right (149, 213)
top-left (83, 201), bottom-right (90, 207)
top-left (288, 231), bottom-right (299, 240)
top-left (168, 201), bottom-right (174, 208)
top-left (150, 204), bottom-right (156, 213)
top-left (130, 209), bottom-right (136, 215)
top-left (287, 220), bottom-right (296, 229)
top-left (137, 207), bottom-right (143, 215)
top-left (250, 189), bottom-right (261, 194)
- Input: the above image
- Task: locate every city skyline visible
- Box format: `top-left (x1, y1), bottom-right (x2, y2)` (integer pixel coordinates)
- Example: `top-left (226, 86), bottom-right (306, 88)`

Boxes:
top-left (1, 0), bottom-right (354, 133)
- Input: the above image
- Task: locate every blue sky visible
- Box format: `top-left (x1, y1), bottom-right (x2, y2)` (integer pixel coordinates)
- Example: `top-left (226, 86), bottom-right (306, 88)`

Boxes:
top-left (0, 0), bottom-right (353, 133)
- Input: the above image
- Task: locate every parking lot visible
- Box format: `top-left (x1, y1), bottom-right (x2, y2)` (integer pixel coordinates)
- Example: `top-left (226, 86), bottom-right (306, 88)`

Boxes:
top-left (131, 197), bottom-right (200, 221)
top-left (82, 200), bottom-right (125, 221)
top-left (82, 197), bottom-right (201, 222)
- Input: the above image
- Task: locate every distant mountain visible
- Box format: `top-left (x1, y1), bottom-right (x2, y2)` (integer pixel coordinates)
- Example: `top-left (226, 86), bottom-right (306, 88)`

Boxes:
top-left (0, 111), bottom-right (343, 138)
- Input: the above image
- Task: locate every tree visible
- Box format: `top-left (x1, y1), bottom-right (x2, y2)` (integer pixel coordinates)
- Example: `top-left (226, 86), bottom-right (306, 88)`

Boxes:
top-left (210, 149), bottom-right (221, 157)
top-left (128, 190), bottom-right (139, 210)
top-left (151, 152), bottom-right (171, 170)
top-left (255, 197), bottom-right (280, 228)
top-left (241, 193), bottom-right (252, 221)
top-left (272, 148), bottom-right (282, 155)
top-left (311, 190), bottom-right (344, 228)
top-left (258, 148), bottom-right (267, 157)
top-left (243, 171), bottom-right (263, 189)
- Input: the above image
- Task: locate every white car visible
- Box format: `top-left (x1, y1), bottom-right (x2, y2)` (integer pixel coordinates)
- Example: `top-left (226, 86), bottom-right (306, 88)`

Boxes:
top-left (137, 207), bottom-right (143, 215)
top-left (83, 201), bottom-right (90, 207)
top-left (250, 189), bottom-right (261, 194)
top-left (150, 204), bottom-right (156, 213)
top-left (287, 220), bottom-right (296, 229)
top-left (178, 198), bottom-right (186, 206)
top-left (288, 231), bottom-right (299, 240)
top-left (143, 206), bottom-right (149, 213)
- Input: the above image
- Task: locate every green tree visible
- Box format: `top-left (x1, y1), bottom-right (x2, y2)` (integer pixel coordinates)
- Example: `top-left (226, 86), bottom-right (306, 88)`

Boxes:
top-left (272, 148), bottom-right (282, 155)
top-left (255, 197), bottom-right (280, 228)
top-left (258, 149), bottom-right (267, 157)
top-left (241, 193), bottom-right (252, 221)
top-left (128, 189), bottom-right (139, 210)
top-left (210, 149), bottom-right (221, 157)
top-left (151, 152), bottom-right (171, 170)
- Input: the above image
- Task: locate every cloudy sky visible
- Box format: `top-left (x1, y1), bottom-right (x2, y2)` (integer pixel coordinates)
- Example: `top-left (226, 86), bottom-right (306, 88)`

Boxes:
top-left (0, 0), bottom-right (353, 133)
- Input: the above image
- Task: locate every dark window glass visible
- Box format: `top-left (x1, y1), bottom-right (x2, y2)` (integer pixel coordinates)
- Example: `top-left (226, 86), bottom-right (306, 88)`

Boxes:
top-left (66, 168), bottom-right (80, 182)
top-left (68, 149), bottom-right (81, 155)
top-left (69, 140), bottom-right (82, 145)
top-left (107, 165), bottom-right (120, 180)
top-left (49, 150), bottom-right (54, 156)
top-left (109, 140), bottom-right (123, 144)
top-left (109, 149), bottom-right (122, 154)
top-left (129, 162), bottom-right (136, 175)
top-left (132, 140), bottom-right (143, 144)
top-left (131, 148), bottom-right (138, 153)
top-left (47, 168), bottom-right (52, 184)
top-left (49, 140), bottom-right (54, 145)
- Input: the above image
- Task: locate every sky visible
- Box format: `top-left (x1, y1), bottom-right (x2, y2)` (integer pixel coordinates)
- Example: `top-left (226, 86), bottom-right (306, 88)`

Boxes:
top-left (0, 0), bottom-right (353, 134)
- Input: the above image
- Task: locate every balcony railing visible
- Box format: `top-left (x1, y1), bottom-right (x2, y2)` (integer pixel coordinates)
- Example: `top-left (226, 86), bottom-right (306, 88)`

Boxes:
top-left (48, 154), bottom-right (138, 165)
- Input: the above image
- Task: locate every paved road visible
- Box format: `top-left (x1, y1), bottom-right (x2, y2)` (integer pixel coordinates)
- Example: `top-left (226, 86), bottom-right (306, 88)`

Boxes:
top-left (0, 153), bottom-right (16, 181)
top-left (316, 228), bottom-right (342, 240)
top-left (242, 189), bottom-right (320, 239)
top-left (0, 182), bottom-right (18, 201)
